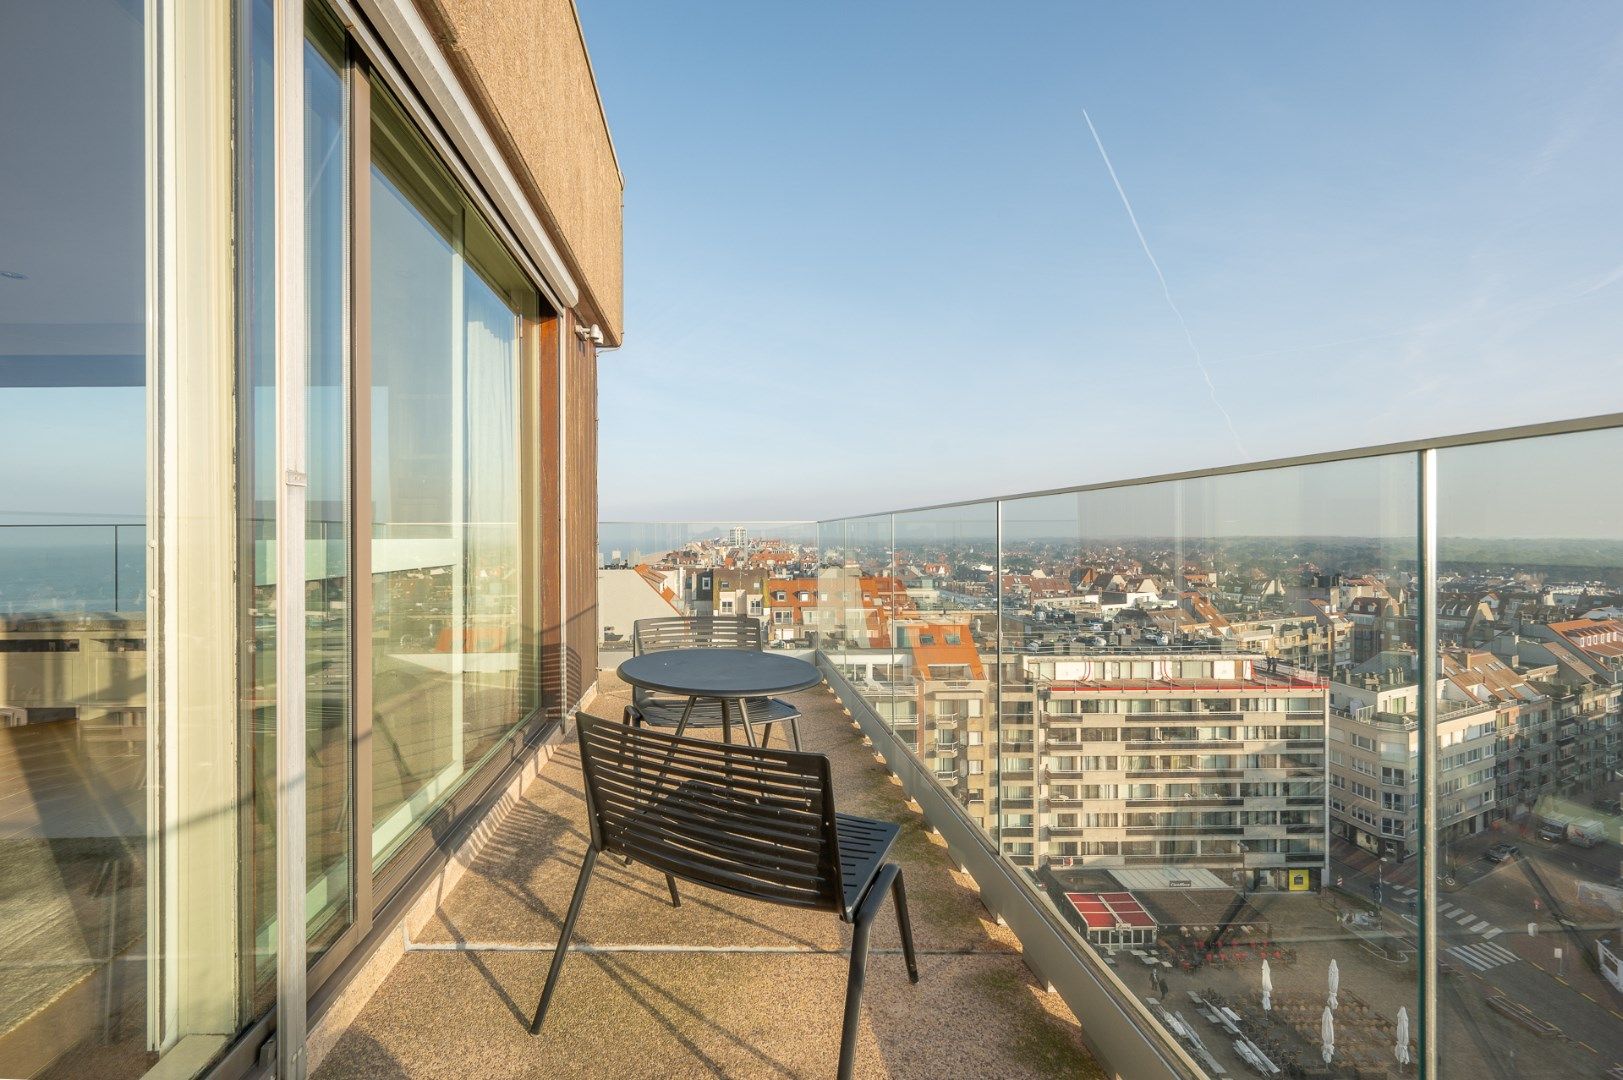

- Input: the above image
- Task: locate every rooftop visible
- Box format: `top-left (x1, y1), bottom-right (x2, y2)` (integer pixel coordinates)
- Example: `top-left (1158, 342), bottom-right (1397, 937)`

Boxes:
top-left (313, 672), bottom-right (1104, 1079)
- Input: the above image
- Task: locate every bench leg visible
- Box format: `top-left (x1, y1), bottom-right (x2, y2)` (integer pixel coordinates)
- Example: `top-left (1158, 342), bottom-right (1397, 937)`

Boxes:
top-left (530, 847), bottom-right (598, 1034)
top-left (837, 909), bottom-right (874, 1080)
top-left (665, 873), bottom-right (681, 908)
top-left (891, 867), bottom-right (920, 983)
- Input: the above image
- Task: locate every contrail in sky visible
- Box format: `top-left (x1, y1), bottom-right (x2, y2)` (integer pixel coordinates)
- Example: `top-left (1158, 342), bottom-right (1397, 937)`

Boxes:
top-left (1082, 109), bottom-right (1250, 460)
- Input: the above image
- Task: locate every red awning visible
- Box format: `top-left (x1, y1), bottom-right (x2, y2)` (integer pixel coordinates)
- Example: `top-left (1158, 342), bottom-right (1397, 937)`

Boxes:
top-left (1065, 891), bottom-right (1157, 930)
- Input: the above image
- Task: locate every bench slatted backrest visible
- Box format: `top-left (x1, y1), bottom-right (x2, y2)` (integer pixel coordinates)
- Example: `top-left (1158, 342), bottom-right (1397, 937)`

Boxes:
top-left (576, 715), bottom-right (844, 914)
top-left (632, 615), bottom-right (765, 656)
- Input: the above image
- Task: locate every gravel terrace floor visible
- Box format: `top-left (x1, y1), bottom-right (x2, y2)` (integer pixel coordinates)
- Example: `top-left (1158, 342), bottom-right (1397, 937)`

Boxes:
top-left (313, 672), bottom-right (1105, 1079)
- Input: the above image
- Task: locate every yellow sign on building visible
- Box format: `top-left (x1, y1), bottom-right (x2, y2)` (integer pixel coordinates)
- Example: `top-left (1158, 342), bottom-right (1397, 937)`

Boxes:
top-left (1287, 869), bottom-right (1311, 892)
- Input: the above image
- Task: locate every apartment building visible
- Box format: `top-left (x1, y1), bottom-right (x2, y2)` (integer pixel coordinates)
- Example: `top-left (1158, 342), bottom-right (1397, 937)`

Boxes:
top-left (1224, 612), bottom-right (1346, 671)
top-left (1490, 620), bottom-right (1623, 802)
top-left (895, 621), bottom-right (997, 822)
top-left (1327, 653), bottom-right (1500, 859)
top-left (1020, 653), bottom-right (1329, 888)
top-left (764, 576), bottom-right (819, 641)
top-left (0, 1), bottom-right (618, 1075)
top-left (1440, 649), bottom-right (1553, 817)
top-left (1345, 595), bottom-right (1399, 663)
top-left (823, 618), bottom-right (999, 832)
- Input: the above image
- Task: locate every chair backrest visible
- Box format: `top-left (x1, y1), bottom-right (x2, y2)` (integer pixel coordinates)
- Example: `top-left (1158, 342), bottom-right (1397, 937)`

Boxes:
top-left (575, 714), bottom-right (844, 914)
top-left (632, 615), bottom-right (765, 656)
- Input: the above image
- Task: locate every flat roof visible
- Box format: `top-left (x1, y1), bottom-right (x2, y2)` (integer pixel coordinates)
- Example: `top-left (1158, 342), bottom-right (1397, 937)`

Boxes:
top-left (1109, 867), bottom-right (1231, 891)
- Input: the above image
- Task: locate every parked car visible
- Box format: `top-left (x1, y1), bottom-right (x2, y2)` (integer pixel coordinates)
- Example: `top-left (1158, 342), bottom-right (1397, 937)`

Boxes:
top-left (1485, 842), bottom-right (1519, 863)
top-left (1537, 821), bottom-right (1567, 843)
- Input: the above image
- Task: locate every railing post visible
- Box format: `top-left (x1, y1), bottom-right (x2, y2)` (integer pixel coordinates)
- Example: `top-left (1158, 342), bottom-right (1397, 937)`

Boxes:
top-left (994, 499), bottom-right (1004, 856)
top-left (1417, 448), bottom-right (1438, 1079)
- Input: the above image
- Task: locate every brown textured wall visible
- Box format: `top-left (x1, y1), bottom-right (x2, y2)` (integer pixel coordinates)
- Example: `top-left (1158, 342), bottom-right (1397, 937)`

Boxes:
top-left (564, 319), bottom-right (599, 704)
top-left (418, 0), bottom-right (624, 342)
top-left (537, 315), bottom-right (565, 718)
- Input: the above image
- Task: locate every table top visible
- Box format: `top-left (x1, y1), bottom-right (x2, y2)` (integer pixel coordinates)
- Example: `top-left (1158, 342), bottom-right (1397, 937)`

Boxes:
top-left (617, 648), bottom-right (823, 699)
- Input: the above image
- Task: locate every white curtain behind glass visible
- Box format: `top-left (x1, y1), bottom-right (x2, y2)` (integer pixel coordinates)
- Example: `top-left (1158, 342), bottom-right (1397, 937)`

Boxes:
top-left (460, 269), bottom-right (519, 744)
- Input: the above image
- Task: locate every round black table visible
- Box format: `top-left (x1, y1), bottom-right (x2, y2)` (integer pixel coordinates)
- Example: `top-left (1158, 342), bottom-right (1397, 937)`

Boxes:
top-left (617, 648), bottom-right (822, 747)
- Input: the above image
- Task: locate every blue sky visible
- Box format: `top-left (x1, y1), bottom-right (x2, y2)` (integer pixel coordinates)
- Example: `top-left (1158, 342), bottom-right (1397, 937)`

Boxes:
top-left (582, 2), bottom-right (1623, 521)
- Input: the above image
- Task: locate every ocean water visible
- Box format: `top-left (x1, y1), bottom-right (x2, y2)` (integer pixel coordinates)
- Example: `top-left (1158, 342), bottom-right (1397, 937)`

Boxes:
top-left (0, 527), bottom-right (145, 615)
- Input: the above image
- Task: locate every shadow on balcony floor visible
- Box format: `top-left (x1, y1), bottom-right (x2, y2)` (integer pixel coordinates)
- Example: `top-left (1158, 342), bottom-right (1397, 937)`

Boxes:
top-left (313, 674), bottom-right (1104, 1079)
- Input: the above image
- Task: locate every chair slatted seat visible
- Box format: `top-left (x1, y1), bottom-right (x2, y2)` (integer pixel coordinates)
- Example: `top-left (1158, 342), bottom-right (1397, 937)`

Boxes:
top-left (630, 615), bottom-right (802, 748)
top-left (529, 713), bottom-right (919, 1080)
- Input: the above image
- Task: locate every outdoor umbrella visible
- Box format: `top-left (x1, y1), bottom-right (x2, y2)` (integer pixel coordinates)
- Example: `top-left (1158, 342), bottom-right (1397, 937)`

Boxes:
top-left (1321, 1005), bottom-right (1335, 1065)
top-left (1327, 958), bottom-right (1340, 1010)
top-left (1261, 958), bottom-right (1272, 1012)
top-left (1395, 1006), bottom-right (1411, 1066)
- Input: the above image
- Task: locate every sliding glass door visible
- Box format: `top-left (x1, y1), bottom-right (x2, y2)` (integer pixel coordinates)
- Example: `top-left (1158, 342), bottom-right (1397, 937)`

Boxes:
top-left (2, 0), bottom-right (555, 1073)
top-left (238, 0), bottom-right (355, 1010)
top-left (367, 80), bottom-right (539, 870)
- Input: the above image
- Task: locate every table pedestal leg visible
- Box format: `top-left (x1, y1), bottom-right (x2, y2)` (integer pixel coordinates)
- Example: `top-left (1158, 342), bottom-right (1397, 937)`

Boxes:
top-left (737, 697), bottom-right (759, 748)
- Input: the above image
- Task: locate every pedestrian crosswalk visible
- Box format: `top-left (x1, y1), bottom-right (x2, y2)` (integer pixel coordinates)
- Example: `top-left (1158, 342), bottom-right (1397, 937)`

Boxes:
top-left (1388, 885), bottom-right (1508, 942)
top-left (1446, 940), bottom-right (1519, 972)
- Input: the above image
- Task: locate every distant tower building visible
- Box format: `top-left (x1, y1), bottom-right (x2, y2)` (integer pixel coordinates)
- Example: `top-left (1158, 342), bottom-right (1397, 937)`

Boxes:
top-left (728, 526), bottom-right (748, 548)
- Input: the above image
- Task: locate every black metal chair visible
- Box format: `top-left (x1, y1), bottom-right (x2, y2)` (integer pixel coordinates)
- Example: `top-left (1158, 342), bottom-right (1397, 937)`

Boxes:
top-left (630, 614), bottom-right (803, 749)
top-left (529, 712), bottom-right (920, 1080)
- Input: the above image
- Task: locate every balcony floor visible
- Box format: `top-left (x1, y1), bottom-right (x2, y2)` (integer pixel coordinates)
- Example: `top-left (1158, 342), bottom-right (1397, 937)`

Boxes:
top-left (313, 673), bottom-right (1104, 1079)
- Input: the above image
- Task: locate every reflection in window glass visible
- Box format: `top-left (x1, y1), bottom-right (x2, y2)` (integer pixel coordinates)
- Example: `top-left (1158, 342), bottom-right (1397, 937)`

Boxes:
top-left (369, 81), bottom-right (537, 870)
top-left (0, 1), bottom-right (149, 1074)
top-left (238, 0), bottom-right (353, 1007)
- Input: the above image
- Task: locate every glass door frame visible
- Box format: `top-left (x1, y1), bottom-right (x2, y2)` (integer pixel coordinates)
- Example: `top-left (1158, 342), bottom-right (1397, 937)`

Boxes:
top-left (290, 0), bottom-right (571, 1026)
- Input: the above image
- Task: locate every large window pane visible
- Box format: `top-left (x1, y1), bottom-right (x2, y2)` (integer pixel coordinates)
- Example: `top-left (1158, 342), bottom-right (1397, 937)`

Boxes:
top-left (0, 1), bottom-right (149, 1074)
top-left (238, 0), bottom-right (353, 1010)
top-left (369, 82), bottom-right (536, 870)
top-left (1435, 428), bottom-right (1623, 1076)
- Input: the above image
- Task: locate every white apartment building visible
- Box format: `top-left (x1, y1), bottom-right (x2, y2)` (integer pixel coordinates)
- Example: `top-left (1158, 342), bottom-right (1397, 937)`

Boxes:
top-left (1023, 653), bottom-right (1329, 889)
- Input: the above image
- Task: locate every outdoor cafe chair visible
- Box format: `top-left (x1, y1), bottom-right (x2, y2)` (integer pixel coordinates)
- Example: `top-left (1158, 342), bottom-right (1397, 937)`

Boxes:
top-left (630, 615), bottom-right (802, 747)
top-left (528, 711), bottom-right (920, 1080)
